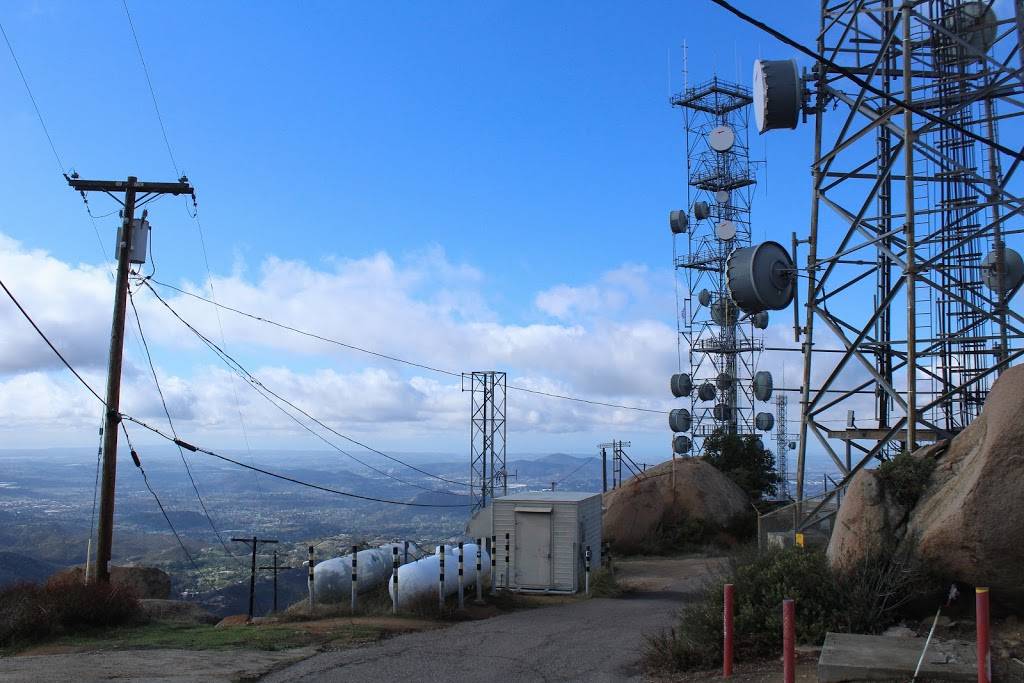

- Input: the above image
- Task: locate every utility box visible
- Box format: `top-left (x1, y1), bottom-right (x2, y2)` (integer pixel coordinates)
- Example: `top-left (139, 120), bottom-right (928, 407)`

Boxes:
top-left (116, 218), bottom-right (150, 264)
top-left (491, 491), bottom-right (602, 594)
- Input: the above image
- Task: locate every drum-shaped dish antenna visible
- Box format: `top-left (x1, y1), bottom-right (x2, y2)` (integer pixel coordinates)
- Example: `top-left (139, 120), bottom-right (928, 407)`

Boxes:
top-left (669, 408), bottom-right (692, 433)
top-left (670, 210), bottom-right (689, 235)
top-left (752, 59), bottom-right (802, 133)
top-left (727, 241), bottom-right (796, 313)
top-left (670, 373), bottom-right (693, 398)
top-left (752, 370), bottom-right (774, 401)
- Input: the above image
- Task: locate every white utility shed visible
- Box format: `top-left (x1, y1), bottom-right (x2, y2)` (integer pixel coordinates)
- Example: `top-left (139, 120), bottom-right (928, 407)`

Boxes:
top-left (491, 491), bottom-right (602, 593)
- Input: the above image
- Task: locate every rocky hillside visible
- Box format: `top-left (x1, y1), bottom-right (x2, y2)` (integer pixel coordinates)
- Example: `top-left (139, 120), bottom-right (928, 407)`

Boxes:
top-left (828, 364), bottom-right (1024, 603)
top-left (603, 457), bottom-right (750, 554)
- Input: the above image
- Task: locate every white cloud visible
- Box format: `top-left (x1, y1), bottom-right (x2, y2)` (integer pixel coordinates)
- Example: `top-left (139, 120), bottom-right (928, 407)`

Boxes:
top-left (0, 234), bottom-right (679, 449)
top-left (534, 263), bottom-right (658, 320)
top-left (0, 234), bottom-right (113, 373)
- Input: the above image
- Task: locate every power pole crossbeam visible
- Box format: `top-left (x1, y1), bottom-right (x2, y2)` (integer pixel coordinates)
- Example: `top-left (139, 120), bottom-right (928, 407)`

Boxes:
top-left (232, 536), bottom-right (278, 620)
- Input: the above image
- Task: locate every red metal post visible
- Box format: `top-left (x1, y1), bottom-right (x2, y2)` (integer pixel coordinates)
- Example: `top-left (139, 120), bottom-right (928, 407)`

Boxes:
top-left (723, 583), bottom-right (734, 677)
top-left (783, 599), bottom-right (795, 683)
top-left (977, 588), bottom-right (990, 683)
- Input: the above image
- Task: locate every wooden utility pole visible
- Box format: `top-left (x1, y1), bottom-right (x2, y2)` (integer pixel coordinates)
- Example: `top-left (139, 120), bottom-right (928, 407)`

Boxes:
top-left (232, 536), bottom-right (278, 619)
top-left (259, 550), bottom-right (292, 613)
top-left (66, 174), bottom-right (193, 584)
top-left (600, 445), bottom-right (608, 493)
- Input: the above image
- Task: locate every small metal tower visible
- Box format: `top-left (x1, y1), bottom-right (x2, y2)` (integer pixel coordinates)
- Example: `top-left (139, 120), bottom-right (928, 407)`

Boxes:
top-left (600, 440), bottom-right (639, 489)
top-left (465, 371), bottom-right (507, 510)
top-left (773, 393), bottom-right (792, 499)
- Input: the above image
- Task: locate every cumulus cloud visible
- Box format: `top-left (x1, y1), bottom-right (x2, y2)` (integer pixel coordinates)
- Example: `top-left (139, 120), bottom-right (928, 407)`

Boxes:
top-left (0, 234), bottom-right (678, 448)
top-left (534, 264), bottom-right (660, 320)
top-left (0, 234), bottom-right (113, 373)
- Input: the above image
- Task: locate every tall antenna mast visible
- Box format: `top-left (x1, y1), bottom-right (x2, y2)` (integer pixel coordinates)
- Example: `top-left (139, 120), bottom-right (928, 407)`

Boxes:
top-left (747, 0), bottom-right (1024, 508)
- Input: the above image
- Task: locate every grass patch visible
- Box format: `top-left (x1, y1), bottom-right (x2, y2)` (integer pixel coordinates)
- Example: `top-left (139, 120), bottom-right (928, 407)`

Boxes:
top-left (588, 568), bottom-right (622, 598)
top-left (54, 623), bottom-right (316, 651)
top-left (10, 621), bottom-right (389, 655)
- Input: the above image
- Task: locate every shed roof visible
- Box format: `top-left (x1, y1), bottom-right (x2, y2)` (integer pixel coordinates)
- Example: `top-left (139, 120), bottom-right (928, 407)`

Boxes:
top-left (494, 491), bottom-right (600, 504)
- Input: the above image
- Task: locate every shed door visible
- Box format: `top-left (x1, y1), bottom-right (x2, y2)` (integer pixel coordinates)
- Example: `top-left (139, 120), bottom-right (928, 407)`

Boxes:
top-left (515, 511), bottom-right (552, 588)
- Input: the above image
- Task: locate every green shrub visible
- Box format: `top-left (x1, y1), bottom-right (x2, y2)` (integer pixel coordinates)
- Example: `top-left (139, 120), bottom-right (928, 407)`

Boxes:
top-left (587, 568), bottom-right (621, 598)
top-left (833, 546), bottom-right (934, 634)
top-left (876, 451), bottom-right (936, 508)
top-left (0, 576), bottom-right (144, 647)
top-left (650, 513), bottom-right (712, 553)
top-left (641, 509), bottom-right (757, 556)
top-left (702, 432), bottom-right (781, 501)
top-left (643, 546), bottom-right (931, 674)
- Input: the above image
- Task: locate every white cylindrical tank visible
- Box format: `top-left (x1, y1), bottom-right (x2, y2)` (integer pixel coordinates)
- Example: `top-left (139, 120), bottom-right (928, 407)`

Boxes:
top-left (315, 543), bottom-right (419, 603)
top-left (388, 543), bottom-right (490, 606)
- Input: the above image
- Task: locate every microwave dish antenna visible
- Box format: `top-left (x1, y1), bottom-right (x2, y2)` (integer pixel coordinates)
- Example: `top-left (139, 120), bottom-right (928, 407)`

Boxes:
top-left (752, 59), bottom-right (802, 134)
top-left (726, 241), bottom-right (796, 313)
top-left (708, 125), bottom-right (736, 152)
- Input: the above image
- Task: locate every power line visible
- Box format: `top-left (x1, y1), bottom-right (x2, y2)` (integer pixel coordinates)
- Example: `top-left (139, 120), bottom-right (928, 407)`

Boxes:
top-left (0, 277), bottom-right (197, 570)
top-left (146, 278), bottom-right (671, 415)
top-left (121, 0), bottom-right (269, 519)
top-left (140, 279), bottom-right (471, 491)
top-left (707, 0), bottom-right (1024, 162)
top-left (167, 304), bottom-right (466, 496)
top-left (149, 278), bottom-right (462, 377)
top-left (128, 286), bottom-right (244, 565)
top-left (2, 273), bottom-right (468, 509)
top-left (0, 20), bottom-right (64, 172)
top-left (508, 385), bottom-right (666, 414)
top-left (0, 17), bottom-right (112, 285)
top-left (120, 0), bottom-right (179, 176)
top-left (121, 415), bottom-right (471, 508)
top-left (1, 19), bottom-right (119, 280)
top-left (119, 422), bottom-right (199, 570)
top-left (86, 415), bottom-right (104, 570)
top-left (0, 278), bottom-right (104, 404)
top-left (189, 206), bottom-right (268, 516)
top-left (554, 456), bottom-right (597, 486)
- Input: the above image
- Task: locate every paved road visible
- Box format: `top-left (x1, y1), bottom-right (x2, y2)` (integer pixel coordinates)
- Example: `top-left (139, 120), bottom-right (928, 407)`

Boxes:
top-left (263, 557), bottom-right (725, 683)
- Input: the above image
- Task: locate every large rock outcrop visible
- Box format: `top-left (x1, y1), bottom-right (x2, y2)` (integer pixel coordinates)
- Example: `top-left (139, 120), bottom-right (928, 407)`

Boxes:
top-left (603, 457), bottom-right (750, 554)
top-left (828, 364), bottom-right (1024, 600)
top-left (827, 468), bottom-right (907, 571)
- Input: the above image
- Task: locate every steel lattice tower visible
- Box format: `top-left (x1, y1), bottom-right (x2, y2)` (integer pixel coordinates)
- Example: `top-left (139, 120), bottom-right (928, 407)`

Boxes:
top-left (787, 0), bottom-right (1024, 502)
top-left (774, 393), bottom-right (791, 499)
top-left (465, 371), bottom-right (507, 510)
top-left (671, 77), bottom-right (765, 454)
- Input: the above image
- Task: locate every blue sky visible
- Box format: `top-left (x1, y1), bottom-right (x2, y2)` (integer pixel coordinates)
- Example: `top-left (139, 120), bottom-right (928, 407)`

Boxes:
top-left (1, 0), bottom-right (815, 294)
top-left (3, 1), bottom-right (956, 486)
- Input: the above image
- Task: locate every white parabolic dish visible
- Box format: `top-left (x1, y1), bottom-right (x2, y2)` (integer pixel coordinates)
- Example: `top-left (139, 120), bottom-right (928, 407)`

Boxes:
top-left (708, 125), bottom-right (736, 152)
top-left (716, 220), bottom-right (737, 241)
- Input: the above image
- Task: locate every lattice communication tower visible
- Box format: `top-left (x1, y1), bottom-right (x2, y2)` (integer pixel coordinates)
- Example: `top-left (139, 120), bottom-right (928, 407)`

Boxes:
top-left (465, 371), bottom-right (507, 510)
top-left (747, 0), bottom-right (1024, 502)
top-left (668, 76), bottom-right (779, 460)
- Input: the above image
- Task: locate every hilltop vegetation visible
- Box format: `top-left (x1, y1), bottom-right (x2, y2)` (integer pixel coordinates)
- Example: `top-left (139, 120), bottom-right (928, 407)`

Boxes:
top-left (702, 432), bottom-right (781, 501)
top-left (1, 576), bottom-right (143, 649)
top-left (644, 546), bottom-right (931, 673)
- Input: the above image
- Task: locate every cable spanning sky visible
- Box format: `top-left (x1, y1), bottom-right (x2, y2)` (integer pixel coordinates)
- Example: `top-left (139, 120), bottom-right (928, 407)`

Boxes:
top-left (0, 2), bottom-right (838, 460)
